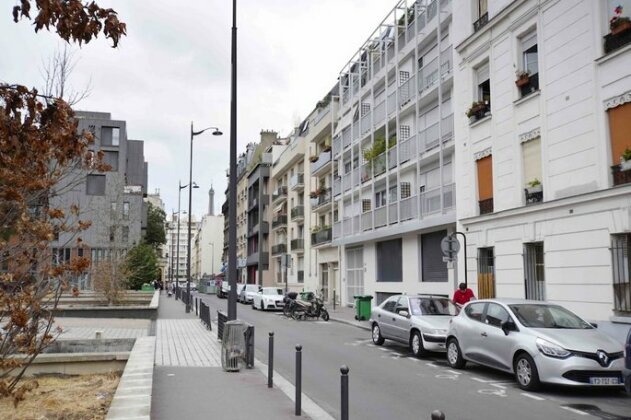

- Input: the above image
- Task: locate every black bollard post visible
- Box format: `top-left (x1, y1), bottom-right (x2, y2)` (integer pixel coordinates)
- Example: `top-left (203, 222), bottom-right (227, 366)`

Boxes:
top-left (268, 332), bottom-right (274, 388)
top-left (340, 365), bottom-right (349, 420)
top-left (431, 410), bottom-right (446, 420)
top-left (295, 344), bottom-right (302, 416)
top-left (333, 290), bottom-right (336, 311)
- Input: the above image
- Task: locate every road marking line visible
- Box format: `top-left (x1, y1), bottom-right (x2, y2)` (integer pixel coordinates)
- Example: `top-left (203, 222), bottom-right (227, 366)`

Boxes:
top-left (472, 377), bottom-right (492, 383)
top-left (425, 362), bottom-right (440, 368)
top-left (446, 370), bottom-right (462, 375)
top-left (490, 383), bottom-right (506, 389)
top-left (521, 393), bottom-right (545, 401)
top-left (560, 406), bottom-right (588, 416)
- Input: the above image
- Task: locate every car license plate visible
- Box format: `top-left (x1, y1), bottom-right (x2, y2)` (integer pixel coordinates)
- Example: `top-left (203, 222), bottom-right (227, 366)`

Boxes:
top-left (589, 377), bottom-right (619, 385)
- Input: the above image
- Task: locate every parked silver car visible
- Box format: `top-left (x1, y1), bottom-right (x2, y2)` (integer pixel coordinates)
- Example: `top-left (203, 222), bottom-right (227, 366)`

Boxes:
top-left (446, 299), bottom-right (625, 391)
top-left (369, 295), bottom-right (458, 357)
top-left (239, 284), bottom-right (259, 304)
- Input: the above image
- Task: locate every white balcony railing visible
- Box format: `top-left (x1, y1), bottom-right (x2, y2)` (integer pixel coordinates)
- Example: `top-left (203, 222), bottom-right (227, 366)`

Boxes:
top-left (398, 74), bottom-right (416, 108)
top-left (361, 112), bottom-right (372, 136)
top-left (362, 211), bottom-right (373, 231)
top-left (400, 195), bottom-right (418, 221)
top-left (373, 100), bottom-right (386, 127)
top-left (343, 217), bottom-right (352, 236)
top-left (387, 91), bottom-right (397, 115)
top-left (388, 147), bottom-right (398, 170)
top-left (333, 135), bottom-right (341, 156)
top-left (333, 221), bottom-right (342, 240)
top-left (400, 134), bottom-right (417, 164)
top-left (389, 202), bottom-right (398, 224)
top-left (342, 127), bottom-right (352, 149)
top-left (375, 206), bottom-right (387, 228)
top-left (353, 215), bottom-right (360, 234)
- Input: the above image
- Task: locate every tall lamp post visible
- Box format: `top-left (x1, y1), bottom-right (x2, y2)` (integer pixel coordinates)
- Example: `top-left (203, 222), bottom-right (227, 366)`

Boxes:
top-left (176, 182), bottom-right (196, 300)
top-left (228, 0), bottom-right (238, 321)
top-left (186, 122), bottom-right (222, 313)
top-left (209, 242), bottom-right (215, 276)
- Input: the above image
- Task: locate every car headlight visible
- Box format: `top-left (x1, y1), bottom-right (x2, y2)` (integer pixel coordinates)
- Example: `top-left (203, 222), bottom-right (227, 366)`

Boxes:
top-left (536, 337), bottom-right (571, 359)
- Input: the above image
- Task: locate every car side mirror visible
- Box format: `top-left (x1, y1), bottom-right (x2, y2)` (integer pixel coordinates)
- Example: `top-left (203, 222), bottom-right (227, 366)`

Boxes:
top-left (501, 320), bottom-right (516, 335)
top-left (399, 310), bottom-right (410, 318)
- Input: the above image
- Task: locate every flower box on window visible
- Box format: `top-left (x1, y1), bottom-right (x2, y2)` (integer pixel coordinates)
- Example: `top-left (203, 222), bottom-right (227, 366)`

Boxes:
top-left (515, 70), bottom-right (530, 88)
top-left (466, 101), bottom-right (490, 124)
top-left (610, 5), bottom-right (631, 36)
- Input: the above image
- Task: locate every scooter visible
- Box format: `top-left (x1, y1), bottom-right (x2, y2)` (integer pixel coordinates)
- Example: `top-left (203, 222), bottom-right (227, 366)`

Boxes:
top-left (290, 294), bottom-right (329, 321)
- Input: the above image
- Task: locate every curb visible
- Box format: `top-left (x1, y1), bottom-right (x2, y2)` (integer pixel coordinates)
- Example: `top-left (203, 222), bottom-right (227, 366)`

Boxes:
top-left (328, 316), bottom-right (371, 331)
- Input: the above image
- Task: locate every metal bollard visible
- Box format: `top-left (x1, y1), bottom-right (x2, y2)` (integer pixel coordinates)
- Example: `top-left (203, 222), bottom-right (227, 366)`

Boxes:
top-left (295, 344), bottom-right (302, 416)
top-left (333, 290), bottom-right (336, 311)
top-left (431, 410), bottom-right (446, 420)
top-left (340, 365), bottom-right (349, 420)
top-left (268, 332), bottom-right (274, 388)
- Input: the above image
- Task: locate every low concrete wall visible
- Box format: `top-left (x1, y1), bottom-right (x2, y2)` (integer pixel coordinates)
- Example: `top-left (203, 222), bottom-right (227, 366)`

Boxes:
top-left (44, 338), bottom-right (135, 354)
top-left (54, 291), bottom-right (160, 320)
top-left (22, 352), bottom-right (129, 376)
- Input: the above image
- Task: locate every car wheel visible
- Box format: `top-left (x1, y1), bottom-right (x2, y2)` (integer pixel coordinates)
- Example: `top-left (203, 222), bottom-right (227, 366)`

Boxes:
top-left (514, 353), bottom-right (541, 391)
top-left (446, 338), bottom-right (466, 369)
top-left (371, 323), bottom-right (385, 345)
top-left (320, 309), bottom-right (329, 321)
top-left (252, 302), bottom-right (256, 310)
top-left (410, 330), bottom-right (428, 358)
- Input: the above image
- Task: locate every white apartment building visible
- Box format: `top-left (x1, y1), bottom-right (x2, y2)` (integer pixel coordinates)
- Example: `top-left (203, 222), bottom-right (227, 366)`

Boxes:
top-left (453, 0), bottom-right (631, 332)
top-left (332, 0), bottom-right (457, 306)
top-left (193, 187), bottom-right (224, 281)
top-left (166, 214), bottom-right (198, 284)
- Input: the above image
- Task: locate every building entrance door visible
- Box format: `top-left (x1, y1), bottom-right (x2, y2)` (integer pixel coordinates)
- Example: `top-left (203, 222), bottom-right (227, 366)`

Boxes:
top-left (345, 247), bottom-right (364, 305)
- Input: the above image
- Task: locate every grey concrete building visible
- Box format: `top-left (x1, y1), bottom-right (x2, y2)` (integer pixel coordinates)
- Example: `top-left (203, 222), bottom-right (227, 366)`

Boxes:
top-left (50, 111), bottom-right (148, 288)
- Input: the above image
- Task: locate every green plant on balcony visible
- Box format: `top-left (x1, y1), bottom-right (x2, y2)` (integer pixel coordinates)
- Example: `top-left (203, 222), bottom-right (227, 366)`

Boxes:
top-left (363, 136), bottom-right (397, 167)
top-left (316, 93), bottom-right (331, 110)
top-left (322, 142), bottom-right (332, 153)
top-left (515, 70), bottom-right (530, 88)
top-left (620, 147), bottom-right (631, 170)
top-left (310, 225), bottom-right (322, 233)
top-left (310, 154), bottom-right (319, 163)
top-left (397, 6), bottom-right (415, 34)
top-left (610, 5), bottom-right (631, 35)
top-left (526, 178), bottom-right (542, 193)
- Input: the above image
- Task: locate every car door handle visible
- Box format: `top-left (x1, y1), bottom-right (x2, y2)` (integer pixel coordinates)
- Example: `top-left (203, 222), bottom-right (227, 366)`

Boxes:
top-left (481, 332), bottom-right (488, 337)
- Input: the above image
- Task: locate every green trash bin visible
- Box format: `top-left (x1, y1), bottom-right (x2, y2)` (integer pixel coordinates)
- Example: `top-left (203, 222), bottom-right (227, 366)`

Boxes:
top-left (353, 295), bottom-right (373, 320)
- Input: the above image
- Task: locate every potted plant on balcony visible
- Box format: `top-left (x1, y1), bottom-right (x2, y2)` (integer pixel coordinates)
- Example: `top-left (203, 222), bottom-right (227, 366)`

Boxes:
top-left (610, 5), bottom-right (631, 36)
top-left (310, 225), bottom-right (322, 233)
top-left (322, 142), bottom-right (332, 153)
top-left (310, 154), bottom-right (319, 163)
top-left (620, 147), bottom-right (631, 170)
top-left (525, 178), bottom-right (542, 193)
top-left (309, 190), bottom-right (320, 199)
top-left (515, 70), bottom-right (530, 88)
top-left (465, 101), bottom-right (488, 123)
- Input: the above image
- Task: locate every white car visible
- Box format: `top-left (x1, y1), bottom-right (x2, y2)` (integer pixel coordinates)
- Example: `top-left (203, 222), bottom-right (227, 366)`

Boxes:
top-left (252, 287), bottom-right (285, 311)
top-left (239, 284), bottom-right (260, 304)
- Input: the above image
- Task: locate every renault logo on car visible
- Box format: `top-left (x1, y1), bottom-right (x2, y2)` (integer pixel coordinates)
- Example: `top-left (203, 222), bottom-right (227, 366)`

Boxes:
top-left (597, 350), bottom-right (609, 367)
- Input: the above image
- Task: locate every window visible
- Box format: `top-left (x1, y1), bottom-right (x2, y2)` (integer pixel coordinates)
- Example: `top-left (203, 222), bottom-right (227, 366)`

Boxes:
top-left (86, 175), bottom-right (106, 196)
top-left (478, 247), bottom-right (496, 298)
top-left (476, 155), bottom-right (493, 214)
top-left (388, 186), bottom-right (397, 202)
top-left (362, 199), bottom-right (372, 213)
top-left (608, 102), bottom-right (631, 171)
top-left (485, 303), bottom-right (510, 327)
top-left (122, 226), bottom-right (129, 243)
top-left (395, 297), bottom-right (409, 315)
top-left (375, 190), bottom-right (387, 208)
top-left (465, 302), bottom-right (486, 322)
top-left (377, 239), bottom-right (402, 282)
top-left (110, 202), bottom-right (117, 217)
top-left (477, 0), bottom-right (488, 17)
top-left (344, 160), bottom-right (352, 174)
top-left (473, 0), bottom-right (489, 31)
top-left (612, 234), bottom-right (630, 313)
top-left (399, 125), bottom-right (410, 140)
top-left (78, 248), bottom-right (84, 257)
top-left (421, 230), bottom-right (448, 282)
top-left (109, 227), bottom-right (116, 242)
top-left (476, 63), bottom-right (491, 108)
top-left (382, 297), bottom-right (398, 313)
top-left (361, 103), bottom-right (371, 117)
top-left (522, 138), bottom-right (542, 187)
top-left (123, 202), bottom-right (130, 220)
top-left (519, 32), bottom-right (539, 94)
top-left (524, 242), bottom-right (545, 300)
top-left (101, 126), bottom-right (120, 146)
top-left (103, 151), bottom-right (119, 171)
top-left (400, 182), bottom-right (411, 199)
top-left (399, 71), bottom-right (410, 86)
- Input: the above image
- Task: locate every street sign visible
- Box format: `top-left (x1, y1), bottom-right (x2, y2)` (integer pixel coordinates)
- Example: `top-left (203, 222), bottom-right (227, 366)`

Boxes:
top-left (441, 235), bottom-right (460, 260)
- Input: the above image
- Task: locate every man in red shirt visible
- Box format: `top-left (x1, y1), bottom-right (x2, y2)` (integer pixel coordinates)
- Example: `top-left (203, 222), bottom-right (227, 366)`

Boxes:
top-left (452, 283), bottom-right (475, 306)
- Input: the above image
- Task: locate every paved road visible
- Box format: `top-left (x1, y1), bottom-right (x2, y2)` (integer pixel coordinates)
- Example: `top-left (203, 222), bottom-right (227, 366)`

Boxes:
top-left (195, 293), bottom-right (631, 420)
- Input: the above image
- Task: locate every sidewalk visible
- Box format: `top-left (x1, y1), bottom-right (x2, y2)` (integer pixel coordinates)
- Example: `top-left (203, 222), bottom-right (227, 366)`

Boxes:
top-left (327, 303), bottom-right (371, 331)
top-left (150, 295), bottom-right (306, 420)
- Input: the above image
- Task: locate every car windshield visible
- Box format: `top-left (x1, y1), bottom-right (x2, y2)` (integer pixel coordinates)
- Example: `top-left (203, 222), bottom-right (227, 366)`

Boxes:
top-left (262, 288), bottom-right (282, 295)
top-left (409, 297), bottom-right (458, 316)
top-left (509, 304), bottom-right (593, 329)
top-left (245, 285), bottom-right (258, 292)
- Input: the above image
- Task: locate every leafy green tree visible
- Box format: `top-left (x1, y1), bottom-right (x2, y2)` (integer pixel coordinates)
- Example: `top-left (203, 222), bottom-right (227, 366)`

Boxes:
top-left (125, 242), bottom-right (158, 290)
top-left (145, 202), bottom-right (166, 250)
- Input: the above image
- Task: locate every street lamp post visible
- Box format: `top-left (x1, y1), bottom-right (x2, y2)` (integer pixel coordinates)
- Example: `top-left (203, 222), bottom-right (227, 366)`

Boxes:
top-left (186, 122), bottom-right (222, 313)
top-left (176, 183), bottom-right (196, 300)
top-left (228, 0), bottom-right (238, 321)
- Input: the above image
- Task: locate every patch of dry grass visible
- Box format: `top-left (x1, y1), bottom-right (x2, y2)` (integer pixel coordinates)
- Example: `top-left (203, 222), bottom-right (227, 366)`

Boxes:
top-left (0, 372), bottom-right (121, 420)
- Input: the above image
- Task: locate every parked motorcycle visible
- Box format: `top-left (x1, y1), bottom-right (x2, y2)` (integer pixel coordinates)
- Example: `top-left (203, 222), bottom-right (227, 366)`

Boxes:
top-left (283, 291), bottom-right (299, 317)
top-left (289, 293), bottom-right (329, 321)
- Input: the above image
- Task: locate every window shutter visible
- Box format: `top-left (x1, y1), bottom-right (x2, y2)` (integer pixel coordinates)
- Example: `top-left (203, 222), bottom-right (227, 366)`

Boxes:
top-left (421, 230), bottom-right (448, 282)
top-left (608, 103), bottom-right (631, 165)
top-left (522, 138), bottom-right (542, 186)
top-left (476, 63), bottom-right (490, 83)
top-left (362, 199), bottom-right (371, 213)
top-left (476, 155), bottom-right (493, 200)
top-left (400, 182), bottom-right (411, 199)
top-left (521, 32), bottom-right (537, 52)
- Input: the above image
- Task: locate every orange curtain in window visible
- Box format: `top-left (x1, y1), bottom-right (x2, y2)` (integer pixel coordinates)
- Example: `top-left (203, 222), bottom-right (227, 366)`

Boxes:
top-left (608, 102), bottom-right (631, 164)
top-left (477, 155), bottom-right (493, 200)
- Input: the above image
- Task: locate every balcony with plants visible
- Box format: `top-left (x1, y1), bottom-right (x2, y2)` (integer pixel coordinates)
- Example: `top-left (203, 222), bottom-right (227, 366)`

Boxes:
top-left (311, 146), bottom-right (332, 176)
top-left (524, 178), bottom-right (543, 204)
top-left (310, 187), bottom-right (332, 210)
top-left (362, 136), bottom-right (396, 181)
top-left (271, 243), bottom-right (287, 256)
top-left (311, 225), bottom-right (332, 246)
top-left (612, 147), bottom-right (631, 186)
top-left (466, 101), bottom-right (490, 125)
top-left (605, 5), bottom-right (631, 54)
top-left (515, 70), bottom-right (539, 98)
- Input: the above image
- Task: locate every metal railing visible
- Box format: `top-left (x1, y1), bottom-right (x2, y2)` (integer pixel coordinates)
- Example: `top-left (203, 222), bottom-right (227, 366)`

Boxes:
top-left (272, 215), bottom-right (287, 229)
top-left (375, 206), bottom-right (387, 228)
top-left (290, 238), bottom-right (304, 251)
top-left (291, 205), bottom-right (304, 220)
top-left (271, 243), bottom-right (286, 255)
top-left (311, 150), bottom-right (332, 174)
top-left (289, 173), bottom-right (304, 190)
top-left (311, 227), bottom-right (332, 245)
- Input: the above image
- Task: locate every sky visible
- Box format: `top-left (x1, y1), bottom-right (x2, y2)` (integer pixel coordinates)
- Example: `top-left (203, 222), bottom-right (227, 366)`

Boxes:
top-left (0, 0), bottom-right (394, 218)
